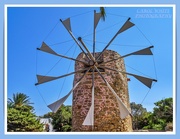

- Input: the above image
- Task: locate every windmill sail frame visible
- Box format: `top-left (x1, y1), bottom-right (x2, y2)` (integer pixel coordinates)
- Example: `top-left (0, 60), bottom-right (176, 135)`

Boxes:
top-left (35, 10), bottom-right (157, 130)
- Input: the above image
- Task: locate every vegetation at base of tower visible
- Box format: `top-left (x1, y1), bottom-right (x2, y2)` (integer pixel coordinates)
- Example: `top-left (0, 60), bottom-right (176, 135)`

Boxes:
top-left (131, 97), bottom-right (173, 131)
top-left (130, 102), bottom-right (147, 130)
top-left (7, 93), bottom-right (44, 132)
top-left (43, 105), bottom-right (72, 132)
top-left (7, 92), bottom-right (173, 132)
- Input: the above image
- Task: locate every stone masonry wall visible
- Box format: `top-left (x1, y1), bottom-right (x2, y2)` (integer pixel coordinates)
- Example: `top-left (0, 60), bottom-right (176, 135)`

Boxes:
top-left (72, 50), bottom-right (132, 132)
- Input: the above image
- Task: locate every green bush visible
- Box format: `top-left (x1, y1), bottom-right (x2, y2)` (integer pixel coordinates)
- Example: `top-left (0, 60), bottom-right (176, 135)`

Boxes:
top-left (152, 124), bottom-right (163, 131)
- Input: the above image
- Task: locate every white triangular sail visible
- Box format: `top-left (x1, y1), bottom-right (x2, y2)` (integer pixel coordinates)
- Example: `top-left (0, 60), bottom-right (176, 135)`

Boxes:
top-left (96, 18), bottom-right (135, 61)
top-left (47, 68), bottom-right (91, 113)
top-left (91, 81), bottom-right (94, 126)
top-left (40, 42), bottom-right (58, 55)
top-left (61, 18), bottom-right (90, 60)
top-left (62, 18), bottom-right (72, 32)
top-left (102, 46), bottom-right (154, 65)
top-left (118, 19), bottom-right (135, 34)
top-left (93, 12), bottom-right (101, 56)
top-left (133, 74), bottom-right (155, 88)
top-left (48, 80), bottom-right (81, 113)
top-left (36, 75), bottom-right (58, 85)
top-left (131, 46), bottom-right (153, 55)
top-left (106, 81), bottom-right (131, 119)
top-left (38, 42), bottom-right (89, 65)
top-left (94, 12), bottom-right (101, 29)
top-left (82, 70), bottom-right (95, 126)
top-left (83, 82), bottom-right (130, 126)
top-left (82, 105), bottom-right (94, 125)
top-left (94, 66), bottom-right (131, 119)
top-left (36, 68), bottom-right (89, 85)
top-left (48, 91), bottom-right (71, 113)
top-left (100, 66), bottom-right (157, 89)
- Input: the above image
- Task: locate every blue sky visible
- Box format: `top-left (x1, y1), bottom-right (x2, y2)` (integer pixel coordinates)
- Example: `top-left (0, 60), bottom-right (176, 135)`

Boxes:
top-left (7, 6), bottom-right (174, 117)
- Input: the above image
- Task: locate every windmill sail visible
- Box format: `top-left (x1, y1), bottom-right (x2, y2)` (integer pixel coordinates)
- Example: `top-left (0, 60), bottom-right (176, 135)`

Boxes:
top-left (82, 105), bottom-right (94, 125)
top-left (36, 12), bottom-right (157, 131)
top-left (101, 46), bottom-right (154, 65)
top-left (61, 18), bottom-right (72, 32)
top-left (38, 42), bottom-right (88, 65)
top-left (48, 81), bottom-right (80, 113)
top-left (132, 74), bottom-right (157, 88)
top-left (94, 12), bottom-right (101, 29)
top-left (39, 42), bottom-right (58, 55)
top-left (100, 66), bottom-right (157, 89)
top-left (93, 11), bottom-right (101, 56)
top-left (36, 75), bottom-right (59, 85)
top-left (129, 46), bottom-right (153, 55)
top-left (82, 70), bottom-right (95, 126)
top-left (48, 91), bottom-right (71, 113)
top-left (83, 67), bottom-right (131, 126)
top-left (118, 18), bottom-right (135, 34)
top-left (35, 68), bottom-right (89, 85)
top-left (60, 18), bottom-right (90, 60)
top-left (123, 46), bottom-right (153, 57)
top-left (96, 18), bottom-right (135, 61)
top-left (94, 66), bottom-right (131, 119)
top-left (48, 68), bottom-right (91, 112)
top-left (106, 80), bottom-right (131, 119)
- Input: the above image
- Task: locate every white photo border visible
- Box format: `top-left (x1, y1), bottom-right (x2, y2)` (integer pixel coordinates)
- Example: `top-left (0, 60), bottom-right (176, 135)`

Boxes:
top-left (4, 4), bottom-right (176, 135)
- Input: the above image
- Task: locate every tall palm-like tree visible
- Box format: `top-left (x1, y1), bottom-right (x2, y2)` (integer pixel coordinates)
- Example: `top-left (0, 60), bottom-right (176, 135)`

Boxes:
top-left (8, 92), bottom-right (33, 109)
top-left (100, 7), bottom-right (106, 21)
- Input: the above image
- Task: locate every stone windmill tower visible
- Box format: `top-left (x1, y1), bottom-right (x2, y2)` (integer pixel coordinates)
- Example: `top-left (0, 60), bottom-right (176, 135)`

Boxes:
top-left (72, 50), bottom-right (132, 131)
top-left (35, 11), bottom-right (157, 132)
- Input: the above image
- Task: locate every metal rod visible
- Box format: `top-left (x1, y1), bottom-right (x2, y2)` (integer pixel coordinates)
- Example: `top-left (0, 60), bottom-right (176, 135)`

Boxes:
top-left (38, 47), bottom-right (89, 66)
top-left (96, 18), bottom-right (131, 61)
top-left (91, 69), bottom-right (95, 130)
top-left (48, 67), bottom-right (91, 112)
top-left (99, 66), bottom-right (157, 88)
top-left (96, 29), bottom-right (119, 61)
top-left (35, 67), bottom-right (90, 85)
top-left (94, 66), bottom-right (131, 118)
top-left (99, 46), bottom-right (154, 65)
top-left (78, 37), bottom-right (96, 63)
top-left (93, 10), bottom-right (96, 57)
top-left (56, 53), bottom-right (89, 66)
top-left (99, 66), bottom-right (156, 81)
top-left (60, 19), bottom-right (90, 60)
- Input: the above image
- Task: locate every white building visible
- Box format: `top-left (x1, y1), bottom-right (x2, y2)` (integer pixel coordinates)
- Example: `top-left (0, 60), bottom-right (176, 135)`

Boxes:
top-left (39, 118), bottom-right (54, 132)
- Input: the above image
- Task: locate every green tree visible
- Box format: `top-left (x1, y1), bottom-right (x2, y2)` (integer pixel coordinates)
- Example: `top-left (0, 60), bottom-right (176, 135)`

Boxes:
top-left (130, 102), bottom-right (147, 130)
top-left (43, 105), bottom-right (72, 132)
top-left (7, 105), bottom-right (43, 132)
top-left (7, 93), bottom-right (43, 132)
top-left (153, 97), bottom-right (173, 123)
top-left (8, 92), bottom-right (33, 109)
top-left (142, 112), bottom-right (155, 130)
top-left (52, 105), bottom-right (72, 132)
top-left (151, 97), bottom-right (173, 130)
top-left (143, 97), bottom-right (173, 131)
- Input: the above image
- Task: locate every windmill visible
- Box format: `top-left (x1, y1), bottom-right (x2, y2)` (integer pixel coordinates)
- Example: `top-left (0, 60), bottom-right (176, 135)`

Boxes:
top-left (35, 10), bottom-right (157, 131)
